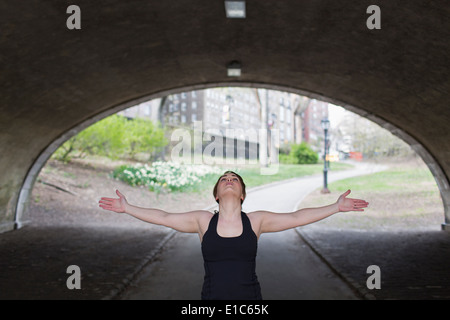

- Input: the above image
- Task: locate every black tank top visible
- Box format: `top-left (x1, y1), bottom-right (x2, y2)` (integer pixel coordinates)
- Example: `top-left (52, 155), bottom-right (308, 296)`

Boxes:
top-left (201, 211), bottom-right (262, 300)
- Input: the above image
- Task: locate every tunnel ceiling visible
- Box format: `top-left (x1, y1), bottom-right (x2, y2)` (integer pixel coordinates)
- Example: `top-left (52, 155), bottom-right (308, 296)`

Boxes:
top-left (0, 1), bottom-right (449, 229)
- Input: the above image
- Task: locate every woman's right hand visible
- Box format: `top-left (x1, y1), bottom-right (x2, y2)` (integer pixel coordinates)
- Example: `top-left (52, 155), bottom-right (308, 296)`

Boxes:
top-left (99, 190), bottom-right (128, 213)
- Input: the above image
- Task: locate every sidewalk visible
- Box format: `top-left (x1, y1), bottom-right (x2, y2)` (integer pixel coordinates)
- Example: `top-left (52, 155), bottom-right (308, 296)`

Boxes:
top-left (120, 161), bottom-right (450, 300)
top-left (1, 161), bottom-right (448, 300)
top-left (120, 162), bottom-right (388, 300)
top-left (119, 229), bottom-right (360, 300)
top-left (297, 225), bottom-right (450, 300)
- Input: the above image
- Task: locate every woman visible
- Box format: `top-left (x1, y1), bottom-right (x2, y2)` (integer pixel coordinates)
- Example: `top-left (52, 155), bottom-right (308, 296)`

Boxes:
top-left (99, 170), bottom-right (368, 300)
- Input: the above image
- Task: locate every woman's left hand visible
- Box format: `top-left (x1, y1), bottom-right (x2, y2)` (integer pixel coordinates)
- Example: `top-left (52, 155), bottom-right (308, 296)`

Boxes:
top-left (337, 189), bottom-right (369, 212)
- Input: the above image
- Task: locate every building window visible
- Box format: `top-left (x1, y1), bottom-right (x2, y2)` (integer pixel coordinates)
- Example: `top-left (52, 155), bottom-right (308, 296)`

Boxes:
top-left (286, 127), bottom-right (291, 141)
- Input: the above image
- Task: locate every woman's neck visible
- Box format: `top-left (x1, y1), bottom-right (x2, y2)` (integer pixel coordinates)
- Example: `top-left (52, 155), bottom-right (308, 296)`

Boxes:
top-left (218, 197), bottom-right (242, 220)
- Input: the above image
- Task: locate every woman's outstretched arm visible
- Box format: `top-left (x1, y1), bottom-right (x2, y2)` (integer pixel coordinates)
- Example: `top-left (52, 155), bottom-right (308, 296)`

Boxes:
top-left (99, 190), bottom-right (209, 233)
top-left (255, 189), bottom-right (369, 234)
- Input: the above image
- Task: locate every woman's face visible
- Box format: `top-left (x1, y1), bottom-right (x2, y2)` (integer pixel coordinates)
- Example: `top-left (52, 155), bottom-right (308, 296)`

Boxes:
top-left (215, 172), bottom-right (245, 203)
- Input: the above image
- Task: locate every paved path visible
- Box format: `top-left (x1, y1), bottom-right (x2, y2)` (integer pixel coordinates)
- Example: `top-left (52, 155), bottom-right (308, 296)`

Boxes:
top-left (121, 162), bottom-right (386, 300)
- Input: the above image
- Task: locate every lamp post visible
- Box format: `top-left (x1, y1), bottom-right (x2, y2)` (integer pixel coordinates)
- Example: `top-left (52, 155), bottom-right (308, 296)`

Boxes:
top-left (321, 118), bottom-right (330, 194)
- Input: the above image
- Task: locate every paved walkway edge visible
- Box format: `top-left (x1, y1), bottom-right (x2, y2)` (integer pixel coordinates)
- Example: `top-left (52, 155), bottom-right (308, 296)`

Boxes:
top-left (295, 228), bottom-right (376, 300)
top-left (105, 202), bottom-right (219, 300)
top-left (103, 229), bottom-right (177, 300)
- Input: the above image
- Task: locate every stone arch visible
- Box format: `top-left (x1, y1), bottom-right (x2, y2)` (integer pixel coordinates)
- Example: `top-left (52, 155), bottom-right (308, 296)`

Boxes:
top-left (14, 82), bottom-right (449, 230)
top-left (1, 1), bottom-right (449, 233)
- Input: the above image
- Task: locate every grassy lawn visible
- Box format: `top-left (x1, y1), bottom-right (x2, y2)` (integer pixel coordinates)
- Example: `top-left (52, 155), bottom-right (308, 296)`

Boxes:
top-left (226, 161), bottom-right (353, 188)
top-left (297, 161), bottom-right (445, 231)
top-left (198, 161), bottom-right (354, 192)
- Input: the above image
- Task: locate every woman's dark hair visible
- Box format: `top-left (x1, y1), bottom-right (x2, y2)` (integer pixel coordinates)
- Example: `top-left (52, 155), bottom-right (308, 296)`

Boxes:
top-left (213, 171), bottom-right (246, 204)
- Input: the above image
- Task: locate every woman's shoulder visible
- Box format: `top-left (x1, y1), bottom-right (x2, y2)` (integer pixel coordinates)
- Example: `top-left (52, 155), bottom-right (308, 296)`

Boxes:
top-left (195, 209), bottom-right (215, 221)
top-left (196, 210), bottom-right (216, 238)
top-left (246, 210), bottom-right (276, 226)
top-left (245, 211), bottom-right (268, 239)
top-left (246, 210), bottom-right (271, 217)
top-left (246, 210), bottom-right (268, 224)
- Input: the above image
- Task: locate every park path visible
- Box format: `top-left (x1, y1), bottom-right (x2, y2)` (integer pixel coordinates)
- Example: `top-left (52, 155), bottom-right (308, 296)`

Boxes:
top-left (120, 162), bottom-right (386, 300)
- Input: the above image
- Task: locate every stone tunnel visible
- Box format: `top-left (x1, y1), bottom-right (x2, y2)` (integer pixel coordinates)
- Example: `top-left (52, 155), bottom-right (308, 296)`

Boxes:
top-left (0, 0), bottom-right (449, 233)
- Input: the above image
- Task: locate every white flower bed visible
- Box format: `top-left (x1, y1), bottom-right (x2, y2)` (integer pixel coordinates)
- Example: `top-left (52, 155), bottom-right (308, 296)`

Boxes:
top-left (113, 161), bottom-right (222, 192)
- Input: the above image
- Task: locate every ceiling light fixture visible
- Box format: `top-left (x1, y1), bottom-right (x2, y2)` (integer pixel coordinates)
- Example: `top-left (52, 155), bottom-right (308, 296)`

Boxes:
top-left (227, 60), bottom-right (242, 77)
top-left (224, 1), bottom-right (246, 19)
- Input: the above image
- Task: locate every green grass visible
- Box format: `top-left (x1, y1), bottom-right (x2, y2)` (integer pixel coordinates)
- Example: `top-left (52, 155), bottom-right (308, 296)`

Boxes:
top-left (326, 166), bottom-right (436, 193)
top-left (197, 161), bottom-right (354, 192)
top-left (298, 163), bottom-right (444, 230)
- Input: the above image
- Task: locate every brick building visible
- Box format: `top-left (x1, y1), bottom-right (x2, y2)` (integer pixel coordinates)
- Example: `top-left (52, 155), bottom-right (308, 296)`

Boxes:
top-left (120, 88), bottom-right (329, 157)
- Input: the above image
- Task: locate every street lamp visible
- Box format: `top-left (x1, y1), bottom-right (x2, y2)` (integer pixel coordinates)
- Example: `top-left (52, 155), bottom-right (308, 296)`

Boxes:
top-left (321, 118), bottom-right (330, 194)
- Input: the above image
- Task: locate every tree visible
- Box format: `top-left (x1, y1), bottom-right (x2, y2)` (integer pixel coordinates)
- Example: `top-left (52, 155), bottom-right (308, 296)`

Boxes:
top-left (123, 117), bottom-right (167, 160)
top-left (52, 115), bottom-right (167, 162)
top-left (333, 111), bottom-right (414, 159)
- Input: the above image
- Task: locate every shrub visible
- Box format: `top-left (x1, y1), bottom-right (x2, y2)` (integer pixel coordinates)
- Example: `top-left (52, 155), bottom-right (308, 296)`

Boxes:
top-left (290, 142), bottom-right (319, 164)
